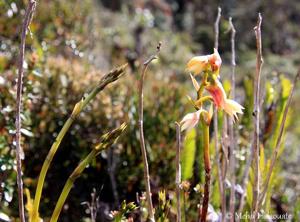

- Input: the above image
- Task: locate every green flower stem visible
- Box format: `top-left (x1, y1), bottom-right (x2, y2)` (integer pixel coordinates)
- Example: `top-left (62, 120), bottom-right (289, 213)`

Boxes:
top-left (50, 149), bottom-right (97, 222)
top-left (197, 72), bottom-right (208, 107)
top-left (200, 115), bottom-right (211, 222)
top-left (195, 96), bottom-right (213, 107)
top-left (31, 64), bottom-right (127, 222)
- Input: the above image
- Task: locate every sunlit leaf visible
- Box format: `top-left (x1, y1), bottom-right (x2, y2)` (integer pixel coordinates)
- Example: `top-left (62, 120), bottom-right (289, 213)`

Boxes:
top-left (181, 128), bottom-right (196, 180)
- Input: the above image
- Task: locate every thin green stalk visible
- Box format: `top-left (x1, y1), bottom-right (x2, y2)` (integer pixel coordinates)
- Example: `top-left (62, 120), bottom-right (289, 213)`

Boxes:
top-left (50, 150), bottom-right (96, 222)
top-left (31, 64), bottom-right (127, 222)
top-left (200, 117), bottom-right (210, 222)
top-left (197, 72), bottom-right (208, 107)
top-left (50, 123), bottom-right (127, 222)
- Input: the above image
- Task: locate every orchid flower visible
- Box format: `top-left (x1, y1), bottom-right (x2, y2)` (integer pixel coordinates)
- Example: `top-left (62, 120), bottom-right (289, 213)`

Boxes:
top-left (180, 108), bottom-right (213, 132)
top-left (186, 48), bottom-right (222, 75)
top-left (180, 109), bottom-right (202, 132)
top-left (205, 79), bottom-right (244, 120)
top-left (180, 48), bottom-right (243, 222)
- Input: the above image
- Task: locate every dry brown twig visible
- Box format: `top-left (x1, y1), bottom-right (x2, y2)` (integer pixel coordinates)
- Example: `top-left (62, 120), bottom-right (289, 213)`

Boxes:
top-left (237, 13), bottom-right (263, 221)
top-left (258, 68), bottom-right (300, 207)
top-left (138, 42), bottom-right (161, 222)
top-left (175, 122), bottom-right (181, 222)
top-left (227, 16), bottom-right (237, 222)
top-left (15, 1), bottom-right (37, 221)
top-left (214, 7), bottom-right (222, 50)
top-left (212, 6), bottom-right (226, 222)
top-left (251, 13), bottom-right (263, 221)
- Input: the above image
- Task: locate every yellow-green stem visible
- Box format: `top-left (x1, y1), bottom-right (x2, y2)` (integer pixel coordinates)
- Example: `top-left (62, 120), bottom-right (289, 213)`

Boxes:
top-left (200, 118), bottom-right (210, 222)
top-left (49, 123), bottom-right (126, 222)
top-left (195, 96), bottom-right (213, 107)
top-left (31, 65), bottom-right (127, 222)
top-left (196, 72), bottom-right (208, 109)
top-left (31, 118), bottom-right (73, 222)
top-left (50, 150), bottom-right (97, 222)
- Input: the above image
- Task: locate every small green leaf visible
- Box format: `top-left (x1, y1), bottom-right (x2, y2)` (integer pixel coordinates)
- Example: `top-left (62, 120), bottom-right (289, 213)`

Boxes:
top-left (246, 179), bottom-right (253, 208)
top-left (259, 145), bottom-right (265, 178)
top-left (181, 128), bottom-right (196, 180)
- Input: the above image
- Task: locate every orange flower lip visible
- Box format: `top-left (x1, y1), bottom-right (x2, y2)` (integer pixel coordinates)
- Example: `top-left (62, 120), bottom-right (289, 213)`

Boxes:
top-left (205, 79), bottom-right (244, 120)
top-left (205, 84), bottom-right (225, 109)
top-left (205, 79), bottom-right (226, 109)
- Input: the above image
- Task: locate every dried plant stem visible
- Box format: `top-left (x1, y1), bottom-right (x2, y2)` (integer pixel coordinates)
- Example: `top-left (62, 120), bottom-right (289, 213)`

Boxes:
top-left (258, 69), bottom-right (300, 207)
top-left (228, 17), bottom-right (236, 221)
top-left (220, 115), bottom-right (228, 218)
top-left (108, 147), bottom-right (120, 207)
top-left (237, 14), bottom-right (264, 221)
top-left (200, 120), bottom-right (211, 222)
top-left (213, 7), bottom-right (226, 221)
top-left (214, 7), bottom-right (222, 50)
top-left (183, 192), bottom-right (187, 222)
top-left (175, 122), bottom-right (181, 222)
top-left (138, 43), bottom-right (161, 222)
top-left (31, 64), bottom-right (127, 222)
top-left (15, 1), bottom-right (36, 222)
top-left (237, 150), bottom-right (251, 218)
top-left (251, 14), bottom-right (263, 221)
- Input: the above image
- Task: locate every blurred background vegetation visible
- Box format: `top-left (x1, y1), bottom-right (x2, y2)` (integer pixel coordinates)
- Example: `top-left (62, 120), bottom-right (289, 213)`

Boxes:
top-left (1, 0), bottom-right (300, 221)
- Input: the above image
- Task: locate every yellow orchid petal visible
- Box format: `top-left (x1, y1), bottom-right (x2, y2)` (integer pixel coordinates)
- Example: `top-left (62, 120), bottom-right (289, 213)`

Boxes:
top-left (190, 73), bottom-right (200, 91)
top-left (223, 99), bottom-right (244, 120)
top-left (186, 56), bottom-right (209, 75)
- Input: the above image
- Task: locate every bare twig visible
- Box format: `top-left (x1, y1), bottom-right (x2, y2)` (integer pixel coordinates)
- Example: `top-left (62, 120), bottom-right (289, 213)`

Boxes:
top-left (228, 17), bottom-right (236, 221)
top-left (238, 14), bottom-right (264, 221)
top-left (81, 188), bottom-right (101, 222)
top-left (237, 151), bottom-right (251, 217)
top-left (175, 122), bottom-right (181, 222)
top-left (228, 17), bottom-right (236, 98)
top-left (107, 145), bottom-right (120, 207)
top-left (108, 118), bottom-right (120, 208)
top-left (214, 7), bottom-right (222, 49)
top-left (213, 7), bottom-right (226, 221)
top-left (138, 42), bottom-right (161, 222)
top-left (15, 1), bottom-right (36, 221)
top-left (251, 13), bottom-right (263, 221)
top-left (258, 68), bottom-right (300, 207)
top-left (200, 120), bottom-right (211, 222)
top-left (220, 113), bottom-right (228, 221)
